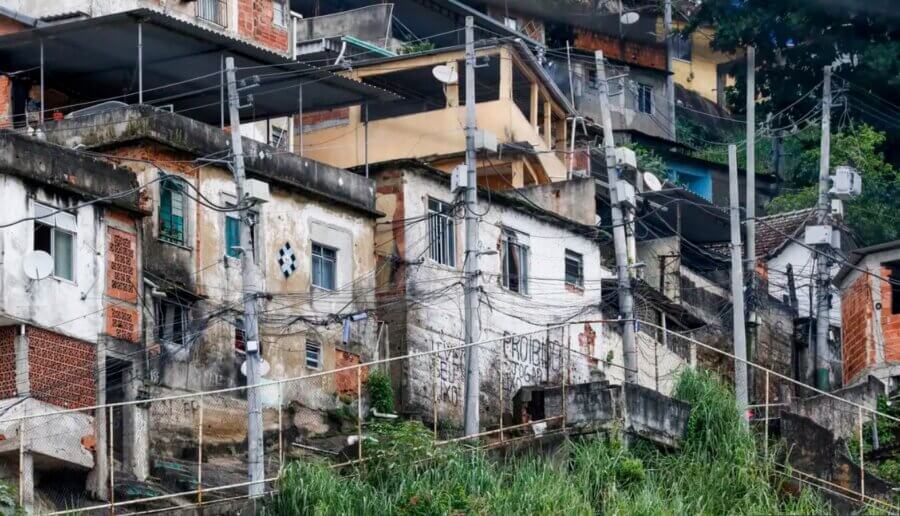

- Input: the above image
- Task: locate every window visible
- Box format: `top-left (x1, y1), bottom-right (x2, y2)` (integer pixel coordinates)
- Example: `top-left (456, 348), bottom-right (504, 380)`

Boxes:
top-left (273, 0), bottom-right (287, 27)
top-left (673, 34), bottom-right (692, 61)
top-left (159, 178), bottom-right (186, 245)
top-left (306, 341), bottom-right (321, 369)
top-left (33, 202), bottom-right (76, 281)
top-left (503, 16), bottom-right (518, 31)
top-left (198, 0), bottom-right (225, 26)
top-left (225, 214), bottom-right (241, 259)
top-left (271, 125), bottom-right (288, 149)
top-left (565, 250), bottom-right (584, 288)
top-left (889, 264), bottom-right (900, 315)
top-left (312, 243), bottom-right (337, 290)
top-left (501, 229), bottom-right (529, 294)
top-left (234, 324), bottom-right (245, 353)
top-left (428, 198), bottom-right (456, 267)
top-left (636, 83), bottom-right (653, 114)
top-left (155, 299), bottom-right (190, 346)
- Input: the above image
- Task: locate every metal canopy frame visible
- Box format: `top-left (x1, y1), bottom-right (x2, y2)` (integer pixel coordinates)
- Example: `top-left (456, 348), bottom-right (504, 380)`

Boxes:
top-left (0, 9), bottom-right (398, 127)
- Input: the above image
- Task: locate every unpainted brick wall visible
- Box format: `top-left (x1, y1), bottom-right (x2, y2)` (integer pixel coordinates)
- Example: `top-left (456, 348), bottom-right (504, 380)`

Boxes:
top-left (27, 327), bottom-right (96, 409)
top-left (841, 274), bottom-right (871, 384)
top-left (237, 0), bottom-right (289, 53)
top-left (0, 327), bottom-right (15, 398)
top-left (574, 29), bottom-right (667, 70)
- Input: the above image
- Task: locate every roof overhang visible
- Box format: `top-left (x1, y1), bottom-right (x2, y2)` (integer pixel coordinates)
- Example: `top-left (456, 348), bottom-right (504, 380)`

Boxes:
top-left (0, 9), bottom-right (398, 125)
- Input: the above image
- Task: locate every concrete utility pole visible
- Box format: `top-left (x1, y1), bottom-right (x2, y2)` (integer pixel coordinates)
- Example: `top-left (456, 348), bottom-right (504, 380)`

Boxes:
top-left (462, 16), bottom-right (481, 437)
top-left (664, 0), bottom-right (676, 141)
top-left (728, 144), bottom-right (749, 423)
top-left (745, 46), bottom-right (757, 396)
top-left (596, 50), bottom-right (637, 383)
top-left (225, 57), bottom-right (265, 496)
top-left (815, 65), bottom-right (832, 391)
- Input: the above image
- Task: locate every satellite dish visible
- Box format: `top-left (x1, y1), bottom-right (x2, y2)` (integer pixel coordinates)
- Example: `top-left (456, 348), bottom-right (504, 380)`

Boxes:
top-left (431, 65), bottom-right (459, 85)
top-left (643, 172), bottom-right (663, 192)
top-left (620, 11), bottom-right (640, 25)
top-left (240, 358), bottom-right (271, 377)
top-left (23, 250), bottom-right (53, 280)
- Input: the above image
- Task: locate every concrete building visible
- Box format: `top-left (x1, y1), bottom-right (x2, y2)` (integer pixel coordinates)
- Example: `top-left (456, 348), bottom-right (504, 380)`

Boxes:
top-left (0, 131), bottom-right (146, 511)
top-left (371, 160), bottom-right (694, 429)
top-left (300, 41), bottom-right (575, 187)
top-left (836, 240), bottom-right (900, 387)
top-left (42, 105), bottom-right (382, 497)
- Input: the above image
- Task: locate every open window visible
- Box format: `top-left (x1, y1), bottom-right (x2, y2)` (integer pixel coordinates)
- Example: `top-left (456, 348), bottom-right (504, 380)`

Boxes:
top-left (33, 202), bottom-right (76, 281)
top-left (635, 83), bottom-right (653, 114)
top-left (155, 298), bottom-right (191, 346)
top-left (428, 198), bottom-right (456, 267)
top-left (887, 262), bottom-right (900, 315)
top-left (159, 177), bottom-right (187, 246)
top-left (502, 228), bottom-right (529, 294)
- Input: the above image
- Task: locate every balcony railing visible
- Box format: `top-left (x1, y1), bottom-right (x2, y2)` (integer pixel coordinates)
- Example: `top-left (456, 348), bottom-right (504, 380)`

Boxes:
top-left (197, 0), bottom-right (227, 28)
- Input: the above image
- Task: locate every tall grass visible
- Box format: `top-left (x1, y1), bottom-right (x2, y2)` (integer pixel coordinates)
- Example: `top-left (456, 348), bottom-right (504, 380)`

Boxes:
top-left (265, 370), bottom-right (831, 515)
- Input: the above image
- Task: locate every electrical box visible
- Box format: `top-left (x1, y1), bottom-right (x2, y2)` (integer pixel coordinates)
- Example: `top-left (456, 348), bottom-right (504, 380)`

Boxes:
top-left (804, 225), bottom-right (833, 246)
top-left (614, 147), bottom-right (637, 170)
top-left (244, 179), bottom-right (271, 204)
top-left (829, 165), bottom-right (862, 200)
top-left (831, 199), bottom-right (844, 218)
top-left (451, 164), bottom-right (468, 193)
top-left (616, 179), bottom-right (636, 209)
top-left (474, 130), bottom-right (498, 153)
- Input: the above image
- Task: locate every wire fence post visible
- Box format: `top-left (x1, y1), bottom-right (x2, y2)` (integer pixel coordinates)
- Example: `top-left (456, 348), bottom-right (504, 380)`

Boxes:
top-left (198, 394), bottom-right (204, 505)
top-left (562, 325), bottom-right (569, 432)
top-left (499, 351), bottom-right (505, 442)
top-left (357, 366), bottom-right (363, 462)
top-left (859, 406), bottom-right (866, 501)
top-left (17, 419), bottom-right (24, 508)
top-left (109, 406), bottom-right (115, 514)
top-left (764, 370), bottom-right (769, 460)
top-left (278, 381), bottom-right (284, 475)
top-left (432, 352), bottom-right (438, 439)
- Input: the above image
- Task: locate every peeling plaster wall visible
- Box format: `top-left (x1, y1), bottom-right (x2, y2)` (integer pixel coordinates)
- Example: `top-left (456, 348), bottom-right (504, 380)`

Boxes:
top-left (376, 166), bottom-right (685, 428)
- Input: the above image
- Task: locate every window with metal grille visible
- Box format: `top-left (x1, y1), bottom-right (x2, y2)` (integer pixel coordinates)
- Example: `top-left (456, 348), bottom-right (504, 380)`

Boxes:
top-left (312, 243), bottom-right (337, 290)
top-left (198, 0), bottom-right (226, 26)
top-left (33, 202), bottom-right (76, 281)
top-left (306, 341), bottom-right (321, 369)
top-left (565, 250), bottom-right (584, 288)
top-left (428, 198), bottom-right (456, 267)
top-left (635, 83), bottom-right (653, 114)
top-left (502, 229), bottom-right (529, 294)
top-left (159, 178), bottom-right (186, 245)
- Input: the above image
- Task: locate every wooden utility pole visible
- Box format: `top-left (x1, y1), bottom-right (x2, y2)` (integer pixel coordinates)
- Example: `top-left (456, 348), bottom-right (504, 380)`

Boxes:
top-left (729, 144), bottom-right (749, 424)
top-left (225, 57), bottom-right (265, 496)
top-left (596, 50), bottom-right (637, 382)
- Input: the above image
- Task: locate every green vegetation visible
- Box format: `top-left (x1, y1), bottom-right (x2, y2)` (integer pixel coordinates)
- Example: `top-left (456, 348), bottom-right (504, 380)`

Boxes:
top-left (367, 370), bottom-right (395, 414)
top-left (266, 370), bottom-right (829, 515)
top-left (399, 41), bottom-right (435, 55)
top-left (849, 395), bottom-right (900, 485)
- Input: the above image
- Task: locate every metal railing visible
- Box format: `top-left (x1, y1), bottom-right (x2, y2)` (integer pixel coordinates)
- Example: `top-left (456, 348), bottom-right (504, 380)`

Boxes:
top-left (2, 318), bottom-right (898, 514)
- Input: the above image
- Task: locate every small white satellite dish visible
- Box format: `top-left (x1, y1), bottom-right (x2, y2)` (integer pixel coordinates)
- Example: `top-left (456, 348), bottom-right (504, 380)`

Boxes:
top-left (643, 172), bottom-right (663, 192)
top-left (620, 11), bottom-right (640, 25)
top-left (240, 358), bottom-right (271, 377)
top-left (431, 64), bottom-right (459, 85)
top-left (22, 250), bottom-right (53, 280)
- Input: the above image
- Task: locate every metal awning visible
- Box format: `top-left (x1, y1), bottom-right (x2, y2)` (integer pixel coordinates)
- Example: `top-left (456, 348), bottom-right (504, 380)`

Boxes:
top-left (0, 8), bottom-right (398, 126)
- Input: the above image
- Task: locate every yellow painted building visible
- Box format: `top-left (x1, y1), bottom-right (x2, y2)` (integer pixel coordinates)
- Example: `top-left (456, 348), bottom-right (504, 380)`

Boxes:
top-left (657, 19), bottom-right (741, 106)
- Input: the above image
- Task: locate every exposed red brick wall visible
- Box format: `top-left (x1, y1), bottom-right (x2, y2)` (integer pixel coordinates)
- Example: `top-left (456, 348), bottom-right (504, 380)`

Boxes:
top-left (881, 266), bottom-right (900, 361)
top-left (0, 17), bottom-right (25, 36)
top-left (106, 305), bottom-right (140, 343)
top-left (574, 29), bottom-right (667, 71)
top-left (0, 327), bottom-right (16, 398)
top-left (334, 350), bottom-right (367, 397)
top-left (842, 274), bottom-right (872, 384)
top-left (107, 227), bottom-right (138, 303)
top-left (237, 0), bottom-right (289, 53)
top-left (27, 327), bottom-right (95, 409)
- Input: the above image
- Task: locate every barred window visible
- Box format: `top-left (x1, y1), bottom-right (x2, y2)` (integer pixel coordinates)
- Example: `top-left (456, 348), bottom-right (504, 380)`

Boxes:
top-left (428, 198), bottom-right (456, 267)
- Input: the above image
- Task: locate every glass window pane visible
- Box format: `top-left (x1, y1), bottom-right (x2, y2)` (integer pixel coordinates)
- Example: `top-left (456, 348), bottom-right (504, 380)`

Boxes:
top-left (225, 216), bottom-right (240, 258)
top-left (54, 230), bottom-right (74, 281)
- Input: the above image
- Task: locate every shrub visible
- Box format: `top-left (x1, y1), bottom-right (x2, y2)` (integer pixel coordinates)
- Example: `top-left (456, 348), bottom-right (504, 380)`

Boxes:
top-left (367, 370), bottom-right (395, 414)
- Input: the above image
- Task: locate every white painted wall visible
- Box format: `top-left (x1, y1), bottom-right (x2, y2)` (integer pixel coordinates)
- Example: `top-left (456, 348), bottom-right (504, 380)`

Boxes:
top-left (0, 174), bottom-right (106, 342)
top-left (767, 241), bottom-right (842, 325)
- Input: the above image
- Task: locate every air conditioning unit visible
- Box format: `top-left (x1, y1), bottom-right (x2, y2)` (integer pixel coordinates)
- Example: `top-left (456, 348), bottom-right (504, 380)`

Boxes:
top-left (829, 165), bottom-right (862, 200)
top-left (474, 130), bottom-right (498, 153)
top-left (614, 147), bottom-right (637, 170)
top-left (244, 179), bottom-right (271, 204)
top-left (616, 179), bottom-right (636, 209)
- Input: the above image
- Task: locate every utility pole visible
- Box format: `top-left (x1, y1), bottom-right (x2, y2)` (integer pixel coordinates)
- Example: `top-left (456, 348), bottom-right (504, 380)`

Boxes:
top-left (815, 65), bottom-right (832, 391)
top-left (462, 16), bottom-right (481, 437)
top-left (745, 46), bottom-right (756, 398)
top-left (225, 57), bottom-right (265, 497)
top-left (596, 50), bottom-right (637, 383)
top-left (728, 144), bottom-right (749, 423)
top-left (664, 0), bottom-right (676, 141)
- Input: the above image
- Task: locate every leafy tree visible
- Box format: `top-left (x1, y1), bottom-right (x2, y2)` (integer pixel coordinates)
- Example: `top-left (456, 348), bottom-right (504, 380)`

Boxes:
top-left (767, 124), bottom-right (900, 244)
